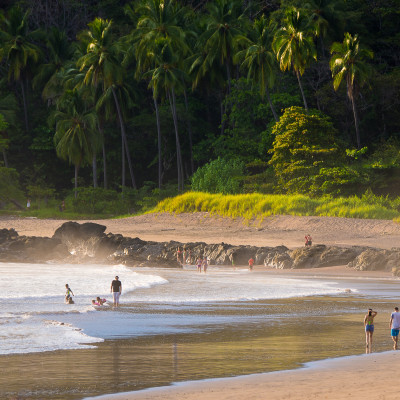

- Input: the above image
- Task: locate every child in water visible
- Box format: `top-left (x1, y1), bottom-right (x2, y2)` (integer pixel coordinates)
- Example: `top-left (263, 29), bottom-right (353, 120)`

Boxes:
top-left (65, 284), bottom-right (74, 303)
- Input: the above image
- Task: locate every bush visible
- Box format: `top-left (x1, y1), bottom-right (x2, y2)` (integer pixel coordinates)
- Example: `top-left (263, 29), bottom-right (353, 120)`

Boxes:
top-left (191, 157), bottom-right (245, 194)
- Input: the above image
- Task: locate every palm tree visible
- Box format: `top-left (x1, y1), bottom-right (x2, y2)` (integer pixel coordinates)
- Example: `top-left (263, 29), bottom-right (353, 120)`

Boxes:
top-left (50, 90), bottom-right (98, 197)
top-left (0, 6), bottom-right (42, 134)
top-left (33, 27), bottom-right (75, 102)
top-left (197, 0), bottom-right (246, 95)
top-left (146, 39), bottom-right (186, 191)
top-left (77, 18), bottom-right (137, 190)
top-left (273, 7), bottom-right (317, 112)
top-left (127, 0), bottom-right (191, 189)
top-left (236, 15), bottom-right (279, 122)
top-left (330, 33), bottom-right (373, 149)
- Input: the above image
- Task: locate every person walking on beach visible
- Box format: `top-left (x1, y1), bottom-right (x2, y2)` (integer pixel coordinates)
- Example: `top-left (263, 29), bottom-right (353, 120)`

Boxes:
top-left (305, 234), bottom-right (312, 246)
top-left (111, 276), bottom-right (122, 307)
top-left (389, 307), bottom-right (400, 349)
top-left (65, 284), bottom-right (74, 303)
top-left (364, 308), bottom-right (377, 353)
top-left (248, 257), bottom-right (254, 271)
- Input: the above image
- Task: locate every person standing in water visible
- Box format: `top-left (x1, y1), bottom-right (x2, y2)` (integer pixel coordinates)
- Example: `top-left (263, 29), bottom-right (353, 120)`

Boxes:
top-left (389, 307), bottom-right (400, 350)
top-left (65, 284), bottom-right (74, 303)
top-left (248, 257), bottom-right (254, 271)
top-left (197, 257), bottom-right (202, 273)
top-left (364, 308), bottom-right (377, 353)
top-left (202, 257), bottom-right (208, 273)
top-left (110, 276), bottom-right (122, 307)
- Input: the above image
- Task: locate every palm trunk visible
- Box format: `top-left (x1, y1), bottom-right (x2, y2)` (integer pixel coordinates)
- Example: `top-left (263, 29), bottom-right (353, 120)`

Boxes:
top-left (122, 132), bottom-right (125, 189)
top-left (168, 89), bottom-right (184, 191)
top-left (112, 87), bottom-right (136, 189)
top-left (74, 164), bottom-right (79, 199)
top-left (183, 88), bottom-right (194, 175)
top-left (92, 152), bottom-right (98, 188)
top-left (296, 70), bottom-right (308, 112)
top-left (265, 85), bottom-right (278, 122)
top-left (20, 80), bottom-right (29, 134)
top-left (99, 122), bottom-right (107, 189)
top-left (226, 62), bottom-right (231, 94)
top-left (154, 95), bottom-right (162, 189)
top-left (220, 94), bottom-right (225, 135)
top-left (2, 149), bottom-right (8, 168)
top-left (351, 97), bottom-right (361, 149)
top-left (102, 142), bottom-right (107, 189)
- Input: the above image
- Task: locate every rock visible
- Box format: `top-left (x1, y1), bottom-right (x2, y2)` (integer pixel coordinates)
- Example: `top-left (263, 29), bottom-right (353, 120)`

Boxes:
top-left (348, 248), bottom-right (400, 271)
top-left (53, 222), bottom-right (106, 244)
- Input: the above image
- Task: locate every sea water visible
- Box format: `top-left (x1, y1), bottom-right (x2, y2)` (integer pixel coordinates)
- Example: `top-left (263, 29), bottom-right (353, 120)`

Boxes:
top-left (0, 262), bottom-right (363, 356)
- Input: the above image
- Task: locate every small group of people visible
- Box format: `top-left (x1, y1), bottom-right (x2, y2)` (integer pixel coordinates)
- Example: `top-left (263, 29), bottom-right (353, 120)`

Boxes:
top-left (304, 234), bottom-right (312, 247)
top-left (92, 297), bottom-right (107, 306)
top-left (364, 307), bottom-right (400, 353)
top-left (196, 257), bottom-right (208, 273)
top-left (177, 247), bottom-right (193, 266)
top-left (65, 276), bottom-right (122, 307)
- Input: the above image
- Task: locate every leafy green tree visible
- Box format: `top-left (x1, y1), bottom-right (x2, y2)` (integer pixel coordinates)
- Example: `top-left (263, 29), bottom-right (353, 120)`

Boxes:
top-left (0, 167), bottom-right (25, 209)
top-left (330, 33), bottom-right (373, 149)
top-left (0, 113), bottom-right (9, 167)
top-left (0, 6), bottom-right (42, 134)
top-left (273, 7), bottom-right (317, 112)
top-left (77, 17), bottom-right (137, 189)
top-left (191, 157), bottom-right (245, 194)
top-left (269, 106), bottom-right (342, 194)
top-left (51, 90), bottom-right (98, 197)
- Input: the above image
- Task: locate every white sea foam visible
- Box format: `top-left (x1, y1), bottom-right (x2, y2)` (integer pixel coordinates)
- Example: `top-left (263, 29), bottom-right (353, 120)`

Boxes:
top-left (0, 262), bottom-right (167, 354)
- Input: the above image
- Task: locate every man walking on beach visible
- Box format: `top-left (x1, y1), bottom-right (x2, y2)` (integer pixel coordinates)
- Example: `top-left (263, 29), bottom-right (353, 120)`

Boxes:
top-left (389, 307), bottom-right (400, 349)
top-left (111, 276), bottom-right (122, 307)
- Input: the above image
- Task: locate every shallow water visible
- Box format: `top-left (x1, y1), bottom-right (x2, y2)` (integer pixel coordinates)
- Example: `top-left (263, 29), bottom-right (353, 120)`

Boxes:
top-left (1, 263), bottom-right (399, 399)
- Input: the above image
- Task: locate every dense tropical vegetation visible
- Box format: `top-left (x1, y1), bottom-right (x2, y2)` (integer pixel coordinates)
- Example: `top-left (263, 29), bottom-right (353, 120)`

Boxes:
top-left (1, 0), bottom-right (400, 217)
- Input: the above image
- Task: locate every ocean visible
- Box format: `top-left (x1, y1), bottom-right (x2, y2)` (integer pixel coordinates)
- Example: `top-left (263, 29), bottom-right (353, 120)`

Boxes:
top-left (1, 262), bottom-right (399, 399)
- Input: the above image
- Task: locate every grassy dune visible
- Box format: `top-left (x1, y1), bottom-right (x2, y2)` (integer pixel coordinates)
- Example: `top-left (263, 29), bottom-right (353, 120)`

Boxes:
top-left (152, 192), bottom-right (400, 220)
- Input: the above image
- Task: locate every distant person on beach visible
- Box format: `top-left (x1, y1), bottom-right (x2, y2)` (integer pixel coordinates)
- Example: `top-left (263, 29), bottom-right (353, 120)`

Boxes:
top-left (65, 284), bottom-right (74, 303)
top-left (176, 247), bottom-right (183, 265)
top-left (197, 257), bottom-right (202, 273)
top-left (364, 308), bottom-right (377, 353)
top-left (111, 276), bottom-right (122, 307)
top-left (305, 234), bottom-right (312, 246)
top-left (203, 257), bottom-right (208, 273)
top-left (59, 200), bottom-right (65, 212)
top-left (390, 307), bottom-right (400, 349)
top-left (26, 199), bottom-right (31, 209)
top-left (248, 257), bottom-right (254, 271)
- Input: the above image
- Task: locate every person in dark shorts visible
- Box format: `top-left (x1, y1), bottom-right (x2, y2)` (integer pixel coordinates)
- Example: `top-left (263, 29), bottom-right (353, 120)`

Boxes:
top-left (65, 284), bottom-right (74, 303)
top-left (110, 276), bottom-right (122, 307)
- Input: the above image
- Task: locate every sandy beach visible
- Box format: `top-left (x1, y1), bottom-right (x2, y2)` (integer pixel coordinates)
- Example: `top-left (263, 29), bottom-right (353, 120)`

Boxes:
top-left (2, 213), bottom-right (400, 400)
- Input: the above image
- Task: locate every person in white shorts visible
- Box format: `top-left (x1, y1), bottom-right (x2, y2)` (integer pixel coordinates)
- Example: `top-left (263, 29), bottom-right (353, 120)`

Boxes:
top-left (389, 307), bottom-right (400, 350)
top-left (110, 276), bottom-right (122, 307)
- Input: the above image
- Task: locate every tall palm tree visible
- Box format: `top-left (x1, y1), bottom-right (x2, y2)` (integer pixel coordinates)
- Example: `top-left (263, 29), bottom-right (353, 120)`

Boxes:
top-left (236, 15), bottom-right (279, 122)
top-left (273, 7), bottom-right (317, 112)
top-left (0, 6), bottom-right (42, 134)
top-left (330, 33), bottom-right (373, 149)
top-left (50, 90), bottom-right (98, 197)
top-left (77, 18), bottom-right (137, 190)
top-left (146, 39), bottom-right (186, 191)
top-left (127, 0), bottom-right (191, 189)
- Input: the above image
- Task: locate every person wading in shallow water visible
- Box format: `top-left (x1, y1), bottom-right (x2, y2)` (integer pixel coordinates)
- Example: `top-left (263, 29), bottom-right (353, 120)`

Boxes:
top-left (110, 276), bottom-right (122, 307)
top-left (364, 308), bottom-right (377, 353)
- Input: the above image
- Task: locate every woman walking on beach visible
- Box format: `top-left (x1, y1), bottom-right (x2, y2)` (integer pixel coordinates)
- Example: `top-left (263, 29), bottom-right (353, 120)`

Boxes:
top-left (364, 308), bottom-right (377, 353)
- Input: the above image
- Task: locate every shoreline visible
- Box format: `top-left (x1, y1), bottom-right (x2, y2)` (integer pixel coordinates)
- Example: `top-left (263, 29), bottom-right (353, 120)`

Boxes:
top-left (84, 350), bottom-right (400, 400)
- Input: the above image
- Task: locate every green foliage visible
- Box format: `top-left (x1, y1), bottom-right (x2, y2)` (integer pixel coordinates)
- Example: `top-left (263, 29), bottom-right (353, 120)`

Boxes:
top-left (269, 106), bottom-right (342, 194)
top-left (0, 167), bottom-right (24, 205)
top-left (191, 157), bottom-right (245, 194)
top-left (153, 191), bottom-right (400, 220)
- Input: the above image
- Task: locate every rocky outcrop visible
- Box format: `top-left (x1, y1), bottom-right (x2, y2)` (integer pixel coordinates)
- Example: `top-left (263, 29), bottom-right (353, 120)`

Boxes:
top-left (1, 221), bottom-right (399, 273)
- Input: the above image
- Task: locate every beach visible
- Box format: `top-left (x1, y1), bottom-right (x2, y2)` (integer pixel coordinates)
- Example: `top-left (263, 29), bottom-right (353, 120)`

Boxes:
top-left (1, 214), bottom-right (400, 400)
